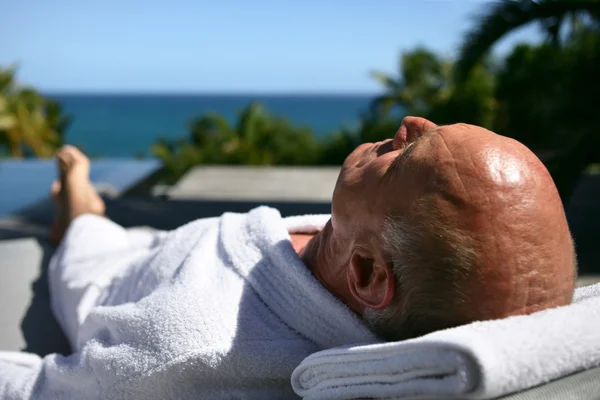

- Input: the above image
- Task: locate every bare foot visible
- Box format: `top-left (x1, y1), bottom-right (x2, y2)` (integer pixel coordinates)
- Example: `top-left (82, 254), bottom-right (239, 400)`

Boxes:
top-left (50, 145), bottom-right (105, 245)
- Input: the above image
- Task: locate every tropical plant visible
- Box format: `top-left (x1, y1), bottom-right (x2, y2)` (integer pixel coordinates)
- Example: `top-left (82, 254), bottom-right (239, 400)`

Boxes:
top-left (455, 0), bottom-right (600, 202)
top-left (0, 66), bottom-right (71, 158)
top-left (370, 48), bottom-right (497, 129)
top-left (370, 48), bottom-right (453, 118)
top-left (455, 0), bottom-right (600, 82)
top-left (152, 102), bottom-right (322, 183)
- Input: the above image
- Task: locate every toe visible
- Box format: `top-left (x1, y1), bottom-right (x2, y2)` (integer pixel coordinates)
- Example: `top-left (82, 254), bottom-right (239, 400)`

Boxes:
top-left (58, 144), bottom-right (78, 154)
top-left (62, 145), bottom-right (89, 165)
top-left (56, 145), bottom-right (90, 176)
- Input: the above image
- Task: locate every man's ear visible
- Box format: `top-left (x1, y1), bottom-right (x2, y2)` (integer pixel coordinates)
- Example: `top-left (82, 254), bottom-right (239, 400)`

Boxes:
top-left (347, 250), bottom-right (395, 311)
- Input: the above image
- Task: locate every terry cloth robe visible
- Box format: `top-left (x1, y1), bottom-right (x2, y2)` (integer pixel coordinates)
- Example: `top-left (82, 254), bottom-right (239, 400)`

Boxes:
top-left (0, 207), bottom-right (378, 399)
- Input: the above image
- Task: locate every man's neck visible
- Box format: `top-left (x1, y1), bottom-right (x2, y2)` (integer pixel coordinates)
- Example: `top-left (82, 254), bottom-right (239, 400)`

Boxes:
top-left (290, 231), bottom-right (320, 274)
top-left (289, 233), bottom-right (313, 254)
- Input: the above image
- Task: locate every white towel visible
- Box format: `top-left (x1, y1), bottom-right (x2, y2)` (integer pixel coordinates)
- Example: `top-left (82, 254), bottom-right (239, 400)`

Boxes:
top-left (292, 283), bottom-right (600, 400)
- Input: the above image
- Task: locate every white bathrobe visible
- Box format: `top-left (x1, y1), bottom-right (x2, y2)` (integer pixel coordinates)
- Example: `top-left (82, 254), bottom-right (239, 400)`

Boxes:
top-left (0, 207), bottom-right (378, 399)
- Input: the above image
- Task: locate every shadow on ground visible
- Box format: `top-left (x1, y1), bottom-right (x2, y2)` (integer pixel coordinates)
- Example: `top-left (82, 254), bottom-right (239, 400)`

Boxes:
top-left (20, 240), bottom-right (71, 356)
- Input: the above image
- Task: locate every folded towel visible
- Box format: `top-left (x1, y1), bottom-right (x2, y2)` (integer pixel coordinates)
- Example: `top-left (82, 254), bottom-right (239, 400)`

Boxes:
top-left (292, 283), bottom-right (600, 400)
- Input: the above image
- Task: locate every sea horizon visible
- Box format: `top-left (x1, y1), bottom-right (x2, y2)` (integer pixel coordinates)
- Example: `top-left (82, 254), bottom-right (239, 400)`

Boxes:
top-left (44, 91), bottom-right (380, 97)
top-left (46, 93), bottom-right (377, 158)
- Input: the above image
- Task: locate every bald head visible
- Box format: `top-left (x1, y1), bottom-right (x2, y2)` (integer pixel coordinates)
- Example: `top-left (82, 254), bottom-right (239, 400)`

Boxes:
top-left (403, 121), bottom-right (576, 323)
top-left (307, 116), bottom-right (576, 341)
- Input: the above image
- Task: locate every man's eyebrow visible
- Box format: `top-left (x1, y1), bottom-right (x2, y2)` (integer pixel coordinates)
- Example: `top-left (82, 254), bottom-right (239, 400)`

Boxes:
top-left (396, 127), bottom-right (437, 164)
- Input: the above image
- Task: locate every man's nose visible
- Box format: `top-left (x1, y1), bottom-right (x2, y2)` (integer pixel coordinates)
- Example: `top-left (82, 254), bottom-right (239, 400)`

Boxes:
top-left (393, 116), bottom-right (438, 150)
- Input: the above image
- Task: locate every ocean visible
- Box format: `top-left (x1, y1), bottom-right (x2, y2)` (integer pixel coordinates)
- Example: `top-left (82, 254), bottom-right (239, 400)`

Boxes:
top-left (48, 94), bottom-right (374, 158)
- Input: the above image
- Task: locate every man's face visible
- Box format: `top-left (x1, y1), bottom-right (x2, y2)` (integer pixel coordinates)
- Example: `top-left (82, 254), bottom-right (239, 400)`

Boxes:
top-left (330, 117), bottom-right (438, 248)
top-left (303, 116), bottom-right (438, 313)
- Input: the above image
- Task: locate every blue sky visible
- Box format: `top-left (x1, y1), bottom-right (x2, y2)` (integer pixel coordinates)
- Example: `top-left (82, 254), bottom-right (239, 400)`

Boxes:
top-left (1, 0), bottom-right (541, 93)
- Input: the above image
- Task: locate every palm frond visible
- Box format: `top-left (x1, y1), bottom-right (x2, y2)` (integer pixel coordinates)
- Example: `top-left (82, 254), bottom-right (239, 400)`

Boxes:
top-left (456, 0), bottom-right (600, 82)
top-left (369, 95), bottom-right (402, 117)
top-left (370, 71), bottom-right (401, 91)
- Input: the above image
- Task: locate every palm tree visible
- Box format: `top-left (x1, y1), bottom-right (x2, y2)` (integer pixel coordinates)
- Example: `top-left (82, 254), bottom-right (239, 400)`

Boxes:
top-left (455, 0), bottom-right (600, 82)
top-left (368, 47), bottom-right (497, 132)
top-left (454, 0), bottom-right (600, 203)
top-left (0, 66), bottom-right (70, 158)
top-left (152, 102), bottom-right (322, 182)
top-left (370, 48), bottom-right (453, 117)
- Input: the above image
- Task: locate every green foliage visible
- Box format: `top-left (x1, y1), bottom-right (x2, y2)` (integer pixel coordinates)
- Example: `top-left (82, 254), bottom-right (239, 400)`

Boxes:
top-left (455, 0), bottom-right (600, 82)
top-left (370, 48), bottom-right (497, 129)
top-left (152, 102), bottom-right (323, 183)
top-left (540, 28), bottom-right (600, 201)
top-left (0, 66), bottom-right (70, 158)
top-left (152, 98), bottom-right (405, 182)
top-left (371, 48), bottom-right (452, 117)
top-left (494, 43), bottom-right (571, 149)
top-left (455, 0), bottom-right (600, 202)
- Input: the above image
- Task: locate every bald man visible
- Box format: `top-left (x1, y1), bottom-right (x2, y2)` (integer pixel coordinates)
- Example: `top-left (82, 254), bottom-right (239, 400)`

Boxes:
top-left (0, 117), bottom-right (576, 399)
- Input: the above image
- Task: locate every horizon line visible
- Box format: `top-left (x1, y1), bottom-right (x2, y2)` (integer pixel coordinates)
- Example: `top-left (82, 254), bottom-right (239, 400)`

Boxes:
top-left (42, 90), bottom-right (380, 97)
